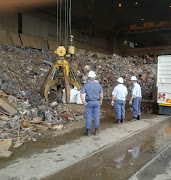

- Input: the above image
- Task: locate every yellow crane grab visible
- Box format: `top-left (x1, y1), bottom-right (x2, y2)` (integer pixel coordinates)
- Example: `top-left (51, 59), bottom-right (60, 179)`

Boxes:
top-left (40, 36), bottom-right (82, 103)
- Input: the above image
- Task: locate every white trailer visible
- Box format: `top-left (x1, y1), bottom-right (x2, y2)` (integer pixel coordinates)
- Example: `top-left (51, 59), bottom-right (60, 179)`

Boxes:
top-left (157, 55), bottom-right (171, 115)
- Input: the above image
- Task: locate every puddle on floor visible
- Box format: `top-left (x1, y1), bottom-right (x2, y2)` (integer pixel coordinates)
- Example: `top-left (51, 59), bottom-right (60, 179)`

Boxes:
top-left (44, 118), bottom-right (171, 180)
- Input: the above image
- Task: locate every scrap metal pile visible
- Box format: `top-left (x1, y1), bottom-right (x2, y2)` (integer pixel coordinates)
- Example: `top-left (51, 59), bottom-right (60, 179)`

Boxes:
top-left (0, 43), bottom-right (157, 157)
top-left (0, 43), bottom-right (157, 99)
top-left (0, 87), bottom-right (84, 158)
top-left (74, 53), bottom-right (157, 99)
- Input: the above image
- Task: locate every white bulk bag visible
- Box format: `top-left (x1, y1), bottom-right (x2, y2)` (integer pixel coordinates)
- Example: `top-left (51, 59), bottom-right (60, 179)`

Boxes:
top-left (62, 88), bottom-right (78, 103)
top-left (69, 88), bottom-right (78, 103)
top-left (62, 89), bottom-right (66, 103)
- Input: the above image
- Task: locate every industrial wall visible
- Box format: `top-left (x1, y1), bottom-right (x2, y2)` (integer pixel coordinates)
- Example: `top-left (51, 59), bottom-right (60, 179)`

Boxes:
top-left (0, 12), bottom-right (18, 32)
top-left (0, 10), bottom-right (112, 56)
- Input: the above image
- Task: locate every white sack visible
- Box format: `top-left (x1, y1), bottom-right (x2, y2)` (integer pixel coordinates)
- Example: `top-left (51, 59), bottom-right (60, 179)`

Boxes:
top-left (62, 88), bottom-right (78, 104)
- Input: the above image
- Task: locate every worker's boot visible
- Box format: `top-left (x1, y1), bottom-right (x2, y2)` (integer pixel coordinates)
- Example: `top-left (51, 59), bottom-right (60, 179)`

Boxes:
top-left (86, 129), bottom-right (90, 136)
top-left (137, 115), bottom-right (141, 120)
top-left (130, 117), bottom-right (137, 122)
top-left (94, 128), bottom-right (98, 136)
top-left (114, 119), bottom-right (121, 124)
top-left (121, 119), bottom-right (124, 123)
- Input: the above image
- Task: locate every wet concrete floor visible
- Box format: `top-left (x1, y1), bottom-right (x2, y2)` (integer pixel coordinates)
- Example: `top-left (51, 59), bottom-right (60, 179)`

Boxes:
top-left (0, 102), bottom-right (136, 168)
top-left (129, 145), bottom-right (171, 180)
top-left (129, 143), bottom-right (171, 180)
top-left (0, 101), bottom-right (160, 178)
top-left (44, 117), bottom-right (171, 180)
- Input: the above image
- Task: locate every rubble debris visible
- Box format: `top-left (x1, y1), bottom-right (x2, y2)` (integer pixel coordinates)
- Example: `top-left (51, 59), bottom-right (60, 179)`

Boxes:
top-left (50, 101), bottom-right (58, 107)
top-left (0, 133), bottom-right (12, 138)
top-left (0, 113), bottom-right (9, 120)
top-left (24, 89), bottom-right (43, 107)
top-left (75, 115), bottom-right (84, 121)
top-left (45, 110), bottom-right (53, 123)
top-left (0, 139), bottom-right (12, 150)
top-left (60, 108), bottom-right (73, 123)
top-left (0, 150), bottom-right (13, 158)
top-left (32, 116), bottom-right (42, 123)
top-left (51, 124), bottom-right (63, 130)
top-left (74, 53), bottom-right (157, 99)
top-left (0, 96), bottom-right (18, 115)
top-left (1, 79), bottom-right (19, 97)
top-left (32, 138), bottom-right (36, 142)
top-left (0, 138), bottom-right (13, 158)
top-left (42, 60), bottom-right (53, 66)
top-left (0, 74), bottom-right (6, 82)
top-left (37, 108), bottom-right (46, 121)
top-left (43, 121), bottom-right (53, 130)
top-left (0, 88), bottom-right (85, 157)
top-left (13, 141), bottom-right (25, 148)
top-left (0, 42), bottom-right (157, 99)
top-left (0, 42), bottom-right (158, 157)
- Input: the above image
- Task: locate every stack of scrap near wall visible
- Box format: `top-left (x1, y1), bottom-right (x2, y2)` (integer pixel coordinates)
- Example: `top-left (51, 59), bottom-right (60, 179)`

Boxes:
top-left (0, 42), bottom-right (157, 99)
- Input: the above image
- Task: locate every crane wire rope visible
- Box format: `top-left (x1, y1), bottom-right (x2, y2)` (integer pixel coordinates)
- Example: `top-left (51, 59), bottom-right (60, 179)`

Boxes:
top-left (65, 0), bottom-right (67, 47)
top-left (66, 0), bottom-right (69, 47)
top-left (69, 0), bottom-right (72, 36)
top-left (56, 0), bottom-right (71, 47)
top-left (56, 0), bottom-right (59, 47)
top-left (59, 0), bottom-right (62, 45)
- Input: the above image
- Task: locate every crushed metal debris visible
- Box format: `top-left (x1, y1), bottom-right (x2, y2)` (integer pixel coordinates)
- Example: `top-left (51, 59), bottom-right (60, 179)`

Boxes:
top-left (0, 43), bottom-right (157, 157)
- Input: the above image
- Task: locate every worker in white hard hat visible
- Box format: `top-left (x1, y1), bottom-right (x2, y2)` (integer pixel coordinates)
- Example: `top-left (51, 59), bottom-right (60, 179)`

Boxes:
top-left (80, 71), bottom-right (103, 136)
top-left (111, 77), bottom-right (128, 124)
top-left (129, 76), bottom-right (142, 121)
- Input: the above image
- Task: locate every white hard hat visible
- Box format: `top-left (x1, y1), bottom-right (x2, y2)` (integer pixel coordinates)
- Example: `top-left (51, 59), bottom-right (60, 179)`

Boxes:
top-left (88, 71), bottom-right (96, 78)
top-left (117, 77), bottom-right (124, 84)
top-left (131, 76), bottom-right (137, 81)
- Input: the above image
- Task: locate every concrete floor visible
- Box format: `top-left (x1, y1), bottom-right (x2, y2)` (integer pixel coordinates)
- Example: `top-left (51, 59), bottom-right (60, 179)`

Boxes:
top-left (129, 144), bottom-right (171, 180)
top-left (45, 116), bottom-right (171, 180)
top-left (0, 114), bottom-right (170, 180)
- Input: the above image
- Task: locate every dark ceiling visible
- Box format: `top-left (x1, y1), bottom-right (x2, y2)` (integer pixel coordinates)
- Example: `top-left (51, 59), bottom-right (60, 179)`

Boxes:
top-left (2, 0), bottom-right (171, 35)
top-left (41, 0), bottom-right (171, 37)
top-left (3, 0), bottom-right (171, 47)
top-left (0, 0), bottom-right (56, 11)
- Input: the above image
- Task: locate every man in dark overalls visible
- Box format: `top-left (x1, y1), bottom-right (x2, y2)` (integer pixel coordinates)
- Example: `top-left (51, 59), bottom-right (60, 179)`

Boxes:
top-left (80, 71), bottom-right (103, 136)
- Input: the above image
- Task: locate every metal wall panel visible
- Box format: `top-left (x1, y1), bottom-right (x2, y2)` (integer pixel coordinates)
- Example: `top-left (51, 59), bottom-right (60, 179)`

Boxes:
top-left (0, 13), bottom-right (18, 32)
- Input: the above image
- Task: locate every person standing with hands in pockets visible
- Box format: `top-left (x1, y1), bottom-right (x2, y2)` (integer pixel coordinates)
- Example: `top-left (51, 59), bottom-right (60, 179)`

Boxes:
top-left (80, 71), bottom-right (103, 136)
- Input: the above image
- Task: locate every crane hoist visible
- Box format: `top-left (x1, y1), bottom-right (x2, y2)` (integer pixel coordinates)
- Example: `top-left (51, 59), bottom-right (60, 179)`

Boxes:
top-left (40, 0), bottom-right (82, 103)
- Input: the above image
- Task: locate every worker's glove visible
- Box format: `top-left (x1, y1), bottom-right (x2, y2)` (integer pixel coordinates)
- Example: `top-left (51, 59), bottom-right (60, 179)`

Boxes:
top-left (111, 101), bottom-right (115, 106)
top-left (129, 100), bottom-right (132, 105)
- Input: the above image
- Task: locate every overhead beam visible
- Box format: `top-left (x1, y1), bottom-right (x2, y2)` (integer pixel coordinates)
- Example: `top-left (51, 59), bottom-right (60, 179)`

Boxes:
top-left (0, 0), bottom-right (57, 12)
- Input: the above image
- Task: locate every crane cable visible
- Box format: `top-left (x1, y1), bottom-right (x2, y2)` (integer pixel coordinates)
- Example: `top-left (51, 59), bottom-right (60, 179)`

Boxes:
top-left (59, 0), bottom-right (62, 45)
top-left (69, 0), bottom-right (72, 36)
top-left (66, 0), bottom-right (69, 47)
top-left (56, 0), bottom-right (72, 48)
top-left (65, 0), bottom-right (67, 47)
top-left (56, 0), bottom-right (59, 47)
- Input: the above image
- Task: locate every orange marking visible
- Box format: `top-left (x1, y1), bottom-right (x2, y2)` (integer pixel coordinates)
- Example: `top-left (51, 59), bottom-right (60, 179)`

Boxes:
top-left (166, 99), bottom-right (171, 103)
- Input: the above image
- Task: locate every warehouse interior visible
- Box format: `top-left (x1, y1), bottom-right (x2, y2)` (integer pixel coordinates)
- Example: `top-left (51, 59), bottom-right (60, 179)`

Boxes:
top-left (0, 0), bottom-right (171, 58)
top-left (1, 1), bottom-right (171, 178)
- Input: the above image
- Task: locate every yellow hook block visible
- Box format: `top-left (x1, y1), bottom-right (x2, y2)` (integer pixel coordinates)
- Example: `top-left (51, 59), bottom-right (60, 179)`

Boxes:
top-left (54, 46), bottom-right (66, 57)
